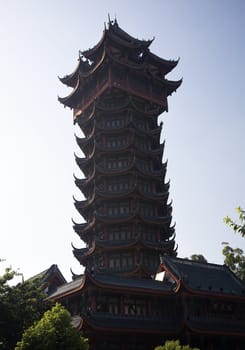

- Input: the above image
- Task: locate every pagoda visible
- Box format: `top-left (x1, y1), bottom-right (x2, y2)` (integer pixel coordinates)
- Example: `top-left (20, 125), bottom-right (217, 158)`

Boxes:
top-left (49, 20), bottom-right (245, 350)
top-left (59, 19), bottom-right (180, 280)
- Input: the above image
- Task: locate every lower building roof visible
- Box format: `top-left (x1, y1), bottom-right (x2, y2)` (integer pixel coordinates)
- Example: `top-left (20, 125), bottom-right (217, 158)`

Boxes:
top-left (161, 256), bottom-right (245, 296)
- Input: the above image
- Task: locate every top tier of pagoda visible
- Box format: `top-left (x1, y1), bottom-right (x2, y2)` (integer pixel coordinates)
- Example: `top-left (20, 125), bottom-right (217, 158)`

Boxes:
top-left (59, 19), bottom-right (182, 122)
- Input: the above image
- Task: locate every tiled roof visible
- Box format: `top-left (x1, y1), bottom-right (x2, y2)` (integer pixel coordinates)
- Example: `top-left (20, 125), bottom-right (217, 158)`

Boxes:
top-left (47, 275), bottom-right (84, 299)
top-left (48, 271), bottom-right (172, 299)
top-left (27, 264), bottom-right (66, 284)
top-left (92, 272), bottom-right (172, 293)
top-left (162, 256), bottom-right (245, 295)
top-left (82, 312), bottom-right (182, 333)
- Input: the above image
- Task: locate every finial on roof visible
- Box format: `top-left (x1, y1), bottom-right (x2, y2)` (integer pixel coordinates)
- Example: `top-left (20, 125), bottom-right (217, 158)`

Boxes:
top-left (108, 13), bottom-right (111, 26)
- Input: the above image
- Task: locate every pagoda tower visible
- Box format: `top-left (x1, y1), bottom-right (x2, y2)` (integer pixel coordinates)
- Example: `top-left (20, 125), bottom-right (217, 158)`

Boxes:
top-left (59, 19), bottom-right (181, 279)
top-left (50, 21), bottom-right (245, 350)
top-left (55, 20), bottom-right (182, 350)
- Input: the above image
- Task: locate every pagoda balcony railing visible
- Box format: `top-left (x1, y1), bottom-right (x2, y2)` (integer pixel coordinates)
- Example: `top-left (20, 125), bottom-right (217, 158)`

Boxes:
top-left (96, 187), bottom-right (167, 200)
top-left (86, 311), bottom-right (179, 324)
top-left (95, 162), bottom-right (164, 177)
top-left (96, 212), bottom-right (170, 224)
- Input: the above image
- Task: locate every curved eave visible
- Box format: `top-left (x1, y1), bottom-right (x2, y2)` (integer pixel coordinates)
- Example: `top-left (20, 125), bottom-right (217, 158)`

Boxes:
top-left (75, 135), bottom-right (94, 156)
top-left (58, 58), bottom-right (89, 88)
top-left (165, 78), bottom-right (183, 96)
top-left (75, 154), bottom-right (93, 169)
top-left (81, 28), bottom-right (107, 60)
top-left (145, 51), bottom-right (179, 75)
top-left (58, 50), bottom-right (107, 108)
top-left (74, 175), bottom-right (94, 192)
top-left (73, 221), bottom-right (93, 238)
top-left (73, 248), bottom-right (89, 262)
top-left (58, 77), bottom-right (81, 108)
top-left (74, 196), bottom-right (94, 212)
top-left (110, 20), bottom-right (153, 46)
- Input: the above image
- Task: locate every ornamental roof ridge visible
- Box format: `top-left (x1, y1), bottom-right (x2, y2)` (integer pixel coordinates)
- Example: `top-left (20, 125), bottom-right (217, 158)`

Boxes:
top-left (81, 19), bottom-right (153, 60)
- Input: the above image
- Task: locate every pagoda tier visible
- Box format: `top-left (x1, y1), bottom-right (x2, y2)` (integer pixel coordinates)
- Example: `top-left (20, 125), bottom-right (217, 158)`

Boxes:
top-left (58, 20), bottom-right (181, 120)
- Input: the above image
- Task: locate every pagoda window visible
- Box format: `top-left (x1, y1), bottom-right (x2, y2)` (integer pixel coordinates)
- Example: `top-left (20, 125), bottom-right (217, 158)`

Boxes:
top-left (108, 297), bottom-right (120, 315)
top-left (105, 118), bottom-right (124, 128)
top-left (108, 226), bottom-right (132, 241)
top-left (138, 159), bottom-right (150, 172)
top-left (108, 201), bottom-right (130, 216)
top-left (124, 298), bottom-right (146, 317)
top-left (98, 256), bottom-right (105, 269)
top-left (96, 296), bottom-right (108, 313)
top-left (109, 252), bottom-right (133, 270)
top-left (109, 255), bottom-right (121, 269)
top-left (97, 231), bottom-right (105, 240)
top-left (106, 137), bottom-right (127, 148)
top-left (107, 157), bottom-right (129, 169)
top-left (122, 253), bottom-right (133, 268)
top-left (136, 138), bottom-right (151, 151)
top-left (137, 119), bottom-right (148, 131)
top-left (140, 180), bottom-right (152, 193)
top-left (108, 180), bottom-right (129, 192)
top-left (143, 231), bottom-right (157, 242)
top-left (139, 202), bottom-right (154, 217)
top-left (143, 254), bottom-right (159, 268)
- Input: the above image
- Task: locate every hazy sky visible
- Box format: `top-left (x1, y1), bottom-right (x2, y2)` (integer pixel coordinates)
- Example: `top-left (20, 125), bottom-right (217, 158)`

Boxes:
top-left (0, 0), bottom-right (244, 281)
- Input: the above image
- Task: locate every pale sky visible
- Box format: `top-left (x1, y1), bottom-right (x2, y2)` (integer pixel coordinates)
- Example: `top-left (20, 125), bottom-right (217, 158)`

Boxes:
top-left (0, 0), bottom-right (244, 281)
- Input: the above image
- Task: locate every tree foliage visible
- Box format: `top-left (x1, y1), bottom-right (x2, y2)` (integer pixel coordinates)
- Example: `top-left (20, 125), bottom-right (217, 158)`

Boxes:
top-left (222, 245), bottom-right (245, 281)
top-left (224, 206), bottom-right (245, 237)
top-left (155, 339), bottom-right (199, 350)
top-left (223, 207), bottom-right (245, 281)
top-left (15, 303), bottom-right (89, 350)
top-left (189, 254), bottom-right (207, 263)
top-left (0, 261), bottom-right (51, 349)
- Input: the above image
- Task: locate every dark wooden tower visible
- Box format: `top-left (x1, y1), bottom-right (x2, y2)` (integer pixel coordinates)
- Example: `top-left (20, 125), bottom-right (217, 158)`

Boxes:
top-left (50, 20), bottom-right (245, 350)
top-left (59, 19), bottom-right (180, 280)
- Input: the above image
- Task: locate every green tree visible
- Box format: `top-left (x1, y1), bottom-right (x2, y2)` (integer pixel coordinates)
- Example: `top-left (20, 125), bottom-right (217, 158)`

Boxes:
top-left (222, 245), bottom-right (245, 281)
top-left (224, 206), bottom-right (245, 237)
top-left (223, 207), bottom-right (245, 281)
top-left (155, 339), bottom-right (199, 350)
top-left (0, 261), bottom-right (51, 349)
top-left (15, 303), bottom-right (89, 350)
top-left (0, 261), bottom-right (18, 349)
top-left (189, 254), bottom-right (207, 263)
